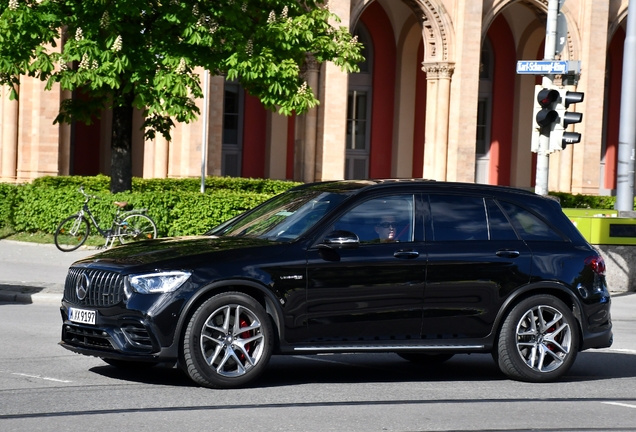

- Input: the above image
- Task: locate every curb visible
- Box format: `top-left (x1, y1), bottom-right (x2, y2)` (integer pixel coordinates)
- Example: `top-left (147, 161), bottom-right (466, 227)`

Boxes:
top-left (0, 291), bottom-right (62, 305)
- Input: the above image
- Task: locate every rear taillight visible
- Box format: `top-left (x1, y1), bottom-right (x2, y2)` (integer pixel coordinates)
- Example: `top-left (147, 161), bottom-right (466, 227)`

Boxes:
top-left (585, 256), bottom-right (606, 276)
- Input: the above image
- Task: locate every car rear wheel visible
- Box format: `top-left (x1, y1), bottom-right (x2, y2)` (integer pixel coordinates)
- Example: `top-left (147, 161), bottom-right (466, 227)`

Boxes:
top-left (397, 353), bottom-right (454, 364)
top-left (182, 292), bottom-right (273, 389)
top-left (497, 294), bottom-right (579, 382)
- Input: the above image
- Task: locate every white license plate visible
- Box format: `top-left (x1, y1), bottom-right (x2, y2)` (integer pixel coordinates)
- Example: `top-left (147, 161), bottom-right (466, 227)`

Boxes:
top-left (68, 307), bottom-right (97, 325)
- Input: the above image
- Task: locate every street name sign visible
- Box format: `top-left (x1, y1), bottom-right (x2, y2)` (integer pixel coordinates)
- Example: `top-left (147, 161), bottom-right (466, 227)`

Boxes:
top-left (516, 60), bottom-right (581, 75)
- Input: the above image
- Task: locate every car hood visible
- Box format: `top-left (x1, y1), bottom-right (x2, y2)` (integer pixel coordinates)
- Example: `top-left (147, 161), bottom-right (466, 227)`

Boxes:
top-left (72, 236), bottom-right (283, 269)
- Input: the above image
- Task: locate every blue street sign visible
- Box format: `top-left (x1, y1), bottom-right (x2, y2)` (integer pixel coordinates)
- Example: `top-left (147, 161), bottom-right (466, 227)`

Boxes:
top-left (516, 60), bottom-right (581, 75)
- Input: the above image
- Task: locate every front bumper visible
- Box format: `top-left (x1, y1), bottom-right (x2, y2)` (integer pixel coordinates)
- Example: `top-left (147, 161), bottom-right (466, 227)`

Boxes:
top-left (59, 301), bottom-right (181, 362)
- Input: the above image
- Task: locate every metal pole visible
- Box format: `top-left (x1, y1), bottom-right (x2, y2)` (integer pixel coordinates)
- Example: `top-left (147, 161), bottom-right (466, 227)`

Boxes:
top-left (200, 69), bottom-right (210, 193)
top-left (616, 0), bottom-right (636, 211)
top-left (535, 0), bottom-right (559, 196)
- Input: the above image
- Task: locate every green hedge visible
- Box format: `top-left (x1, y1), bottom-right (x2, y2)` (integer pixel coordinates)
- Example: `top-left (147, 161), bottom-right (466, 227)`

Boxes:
top-left (549, 192), bottom-right (619, 210)
top-left (0, 182), bottom-right (17, 229)
top-left (4, 176), bottom-right (300, 237)
top-left (31, 174), bottom-right (297, 195)
top-left (1, 176), bottom-right (634, 238)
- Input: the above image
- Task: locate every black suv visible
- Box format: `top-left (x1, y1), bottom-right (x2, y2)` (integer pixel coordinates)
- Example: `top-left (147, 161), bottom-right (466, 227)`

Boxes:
top-left (60, 180), bottom-right (612, 388)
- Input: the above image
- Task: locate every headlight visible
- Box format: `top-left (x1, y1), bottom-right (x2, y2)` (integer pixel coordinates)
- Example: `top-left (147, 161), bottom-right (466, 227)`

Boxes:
top-left (127, 271), bottom-right (192, 295)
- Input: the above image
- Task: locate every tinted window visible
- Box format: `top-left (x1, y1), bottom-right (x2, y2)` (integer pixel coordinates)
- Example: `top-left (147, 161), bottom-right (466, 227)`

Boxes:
top-left (498, 200), bottom-right (564, 241)
top-left (487, 199), bottom-right (519, 240)
top-left (333, 195), bottom-right (414, 243)
top-left (429, 195), bottom-right (488, 241)
top-left (210, 190), bottom-right (348, 241)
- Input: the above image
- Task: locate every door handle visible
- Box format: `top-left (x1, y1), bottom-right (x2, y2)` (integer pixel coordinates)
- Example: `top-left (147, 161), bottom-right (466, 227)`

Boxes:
top-left (496, 249), bottom-right (520, 258)
top-left (394, 250), bottom-right (419, 259)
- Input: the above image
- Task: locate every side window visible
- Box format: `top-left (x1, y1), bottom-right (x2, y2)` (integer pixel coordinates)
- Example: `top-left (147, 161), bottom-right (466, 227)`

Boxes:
top-left (429, 195), bottom-right (488, 241)
top-left (487, 199), bottom-right (519, 241)
top-left (498, 201), bottom-right (564, 241)
top-left (333, 195), bottom-right (414, 243)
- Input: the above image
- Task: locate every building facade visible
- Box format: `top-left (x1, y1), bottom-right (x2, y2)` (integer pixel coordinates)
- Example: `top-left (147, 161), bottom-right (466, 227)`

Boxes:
top-left (0, 0), bottom-right (630, 196)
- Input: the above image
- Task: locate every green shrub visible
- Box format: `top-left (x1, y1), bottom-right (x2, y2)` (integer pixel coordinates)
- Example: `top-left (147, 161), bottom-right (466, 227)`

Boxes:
top-left (7, 176), bottom-right (300, 237)
top-left (32, 174), bottom-right (298, 194)
top-left (549, 192), bottom-right (618, 210)
top-left (0, 182), bottom-right (18, 229)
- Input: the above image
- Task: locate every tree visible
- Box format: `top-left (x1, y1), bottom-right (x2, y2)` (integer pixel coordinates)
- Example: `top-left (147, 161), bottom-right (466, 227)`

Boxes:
top-left (0, 0), bottom-right (363, 192)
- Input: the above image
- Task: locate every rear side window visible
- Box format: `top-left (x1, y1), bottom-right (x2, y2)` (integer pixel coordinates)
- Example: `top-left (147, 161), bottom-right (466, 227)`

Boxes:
top-left (487, 199), bottom-right (519, 240)
top-left (498, 200), bottom-right (564, 241)
top-left (429, 195), bottom-right (488, 241)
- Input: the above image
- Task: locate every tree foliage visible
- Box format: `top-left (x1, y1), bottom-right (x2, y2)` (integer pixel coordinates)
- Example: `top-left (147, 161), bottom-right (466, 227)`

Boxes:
top-left (0, 0), bottom-right (363, 142)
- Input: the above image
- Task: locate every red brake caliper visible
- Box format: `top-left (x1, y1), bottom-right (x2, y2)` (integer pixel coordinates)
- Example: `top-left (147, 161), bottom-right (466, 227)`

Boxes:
top-left (238, 317), bottom-right (251, 361)
top-left (546, 326), bottom-right (556, 351)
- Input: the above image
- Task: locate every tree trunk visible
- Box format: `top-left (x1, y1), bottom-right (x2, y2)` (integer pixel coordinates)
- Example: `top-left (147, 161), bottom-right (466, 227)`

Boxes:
top-left (110, 90), bottom-right (134, 193)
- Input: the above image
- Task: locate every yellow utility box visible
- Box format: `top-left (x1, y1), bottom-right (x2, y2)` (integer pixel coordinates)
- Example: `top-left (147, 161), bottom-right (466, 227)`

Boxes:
top-left (563, 209), bottom-right (636, 245)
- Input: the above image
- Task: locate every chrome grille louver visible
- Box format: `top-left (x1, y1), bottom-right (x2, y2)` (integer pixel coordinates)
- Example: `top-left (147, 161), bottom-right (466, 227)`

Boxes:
top-left (64, 267), bottom-right (125, 306)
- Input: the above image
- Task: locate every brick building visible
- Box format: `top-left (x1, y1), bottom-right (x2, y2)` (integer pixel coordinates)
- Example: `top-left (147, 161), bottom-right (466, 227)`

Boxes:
top-left (0, 0), bottom-right (630, 195)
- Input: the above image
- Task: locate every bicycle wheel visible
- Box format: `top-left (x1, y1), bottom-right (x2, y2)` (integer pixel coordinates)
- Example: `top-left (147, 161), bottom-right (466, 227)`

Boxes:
top-left (118, 214), bottom-right (157, 244)
top-left (54, 215), bottom-right (90, 252)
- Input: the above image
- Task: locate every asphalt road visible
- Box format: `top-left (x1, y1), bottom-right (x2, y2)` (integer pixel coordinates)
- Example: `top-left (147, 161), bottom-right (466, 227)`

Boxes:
top-left (0, 239), bottom-right (635, 431)
top-left (0, 301), bottom-right (635, 431)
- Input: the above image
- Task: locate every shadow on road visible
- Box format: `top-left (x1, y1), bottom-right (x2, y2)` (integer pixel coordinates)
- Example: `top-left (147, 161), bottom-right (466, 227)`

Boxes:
top-left (0, 284), bottom-right (49, 304)
top-left (87, 350), bottom-right (635, 389)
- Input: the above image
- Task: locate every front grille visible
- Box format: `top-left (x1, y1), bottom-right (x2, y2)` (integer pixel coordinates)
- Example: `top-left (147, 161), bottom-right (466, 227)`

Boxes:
top-left (64, 268), bottom-right (125, 307)
top-left (64, 324), bottom-right (115, 350)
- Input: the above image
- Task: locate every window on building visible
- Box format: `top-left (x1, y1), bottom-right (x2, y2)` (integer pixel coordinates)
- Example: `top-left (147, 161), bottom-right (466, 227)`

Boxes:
top-left (345, 24), bottom-right (373, 180)
top-left (222, 81), bottom-right (244, 177)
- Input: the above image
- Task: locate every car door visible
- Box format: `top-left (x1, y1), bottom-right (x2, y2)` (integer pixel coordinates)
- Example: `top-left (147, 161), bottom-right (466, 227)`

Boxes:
top-left (303, 193), bottom-right (426, 344)
top-left (422, 195), bottom-right (533, 339)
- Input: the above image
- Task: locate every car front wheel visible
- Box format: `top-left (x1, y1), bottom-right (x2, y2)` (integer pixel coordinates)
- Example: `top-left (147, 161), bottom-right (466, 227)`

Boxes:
top-left (497, 294), bottom-right (579, 383)
top-left (182, 292), bottom-right (273, 389)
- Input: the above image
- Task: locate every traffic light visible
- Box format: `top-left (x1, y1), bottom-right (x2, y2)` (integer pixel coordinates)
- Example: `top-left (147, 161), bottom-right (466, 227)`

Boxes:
top-left (550, 89), bottom-right (584, 150)
top-left (532, 85), bottom-right (559, 153)
top-left (535, 87), bottom-right (560, 127)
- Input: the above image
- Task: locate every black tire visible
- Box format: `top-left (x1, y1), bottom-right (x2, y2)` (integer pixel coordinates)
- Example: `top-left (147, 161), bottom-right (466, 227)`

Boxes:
top-left (118, 214), bottom-right (157, 244)
top-left (397, 353), bottom-right (454, 365)
top-left (102, 358), bottom-right (159, 371)
top-left (54, 215), bottom-right (90, 252)
top-left (497, 294), bottom-right (579, 383)
top-left (183, 292), bottom-right (274, 389)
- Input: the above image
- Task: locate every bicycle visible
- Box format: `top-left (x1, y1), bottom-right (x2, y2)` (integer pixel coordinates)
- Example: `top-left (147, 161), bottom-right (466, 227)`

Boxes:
top-left (54, 186), bottom-right (158, 252)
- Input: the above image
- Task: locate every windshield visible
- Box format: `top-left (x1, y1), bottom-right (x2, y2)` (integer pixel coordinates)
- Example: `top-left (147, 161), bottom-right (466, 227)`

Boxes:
top-left (207, 190), bottom-right (349, 241)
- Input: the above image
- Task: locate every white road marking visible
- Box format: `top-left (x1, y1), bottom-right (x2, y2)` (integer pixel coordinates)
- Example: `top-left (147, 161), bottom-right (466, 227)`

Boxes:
top-left (10, 372), bottom-right (72, 383)
top-left (596, 348), bottom-right (636, 355)
top-left (603, 402), bottom-right (636, 410)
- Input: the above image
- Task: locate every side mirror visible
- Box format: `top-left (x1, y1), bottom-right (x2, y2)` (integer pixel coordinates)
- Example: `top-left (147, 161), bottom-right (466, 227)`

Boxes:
top-left (320, 230), bottom-right (360, 249)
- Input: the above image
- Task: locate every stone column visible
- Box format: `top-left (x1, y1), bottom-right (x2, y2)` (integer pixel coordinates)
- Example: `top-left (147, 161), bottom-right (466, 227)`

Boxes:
top-left (301, 55), bottom-right (320, 183)
top-left (153, 135), bottom-right (169, 178)
top-left (570, 2), bottom-right (610, 194)
top-left (314, 0), bottom-right (350, 182)
top-left (445, 0), bottom-right (483, 183)
top-left (1, 86), bottom-right (19, 182)
top-left (265, 111), bottom-right (288, 179)
top-left (422, 62), bottom-right (454, 180)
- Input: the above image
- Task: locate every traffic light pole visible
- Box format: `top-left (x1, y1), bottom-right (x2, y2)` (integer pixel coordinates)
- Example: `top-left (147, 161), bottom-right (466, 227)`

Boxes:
top-left (535, 0), bottom-right (559, 196)
top-left (616, 0), bottom-right (636, 212)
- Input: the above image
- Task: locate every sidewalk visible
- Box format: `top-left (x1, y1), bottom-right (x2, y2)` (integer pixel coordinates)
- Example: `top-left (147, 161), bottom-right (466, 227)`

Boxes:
top-left (0, 239), bottom-right (96, 304)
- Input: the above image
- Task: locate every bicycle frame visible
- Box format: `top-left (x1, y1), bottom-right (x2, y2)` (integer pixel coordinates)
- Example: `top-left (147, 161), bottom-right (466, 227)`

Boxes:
top-left (76, 198), bottom-right (149, 248)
